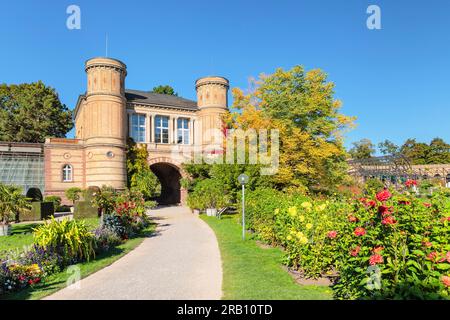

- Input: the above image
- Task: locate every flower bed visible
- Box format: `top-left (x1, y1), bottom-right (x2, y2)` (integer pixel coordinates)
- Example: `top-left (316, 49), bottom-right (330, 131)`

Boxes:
top-left (244, 183), bottom-right (450, 299)
top-left (0, 188), bottom-right (153, 297)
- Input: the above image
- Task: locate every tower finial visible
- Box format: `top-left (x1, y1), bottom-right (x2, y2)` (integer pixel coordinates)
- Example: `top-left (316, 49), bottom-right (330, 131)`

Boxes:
top-left (105, 34), bottom-right (108, 57)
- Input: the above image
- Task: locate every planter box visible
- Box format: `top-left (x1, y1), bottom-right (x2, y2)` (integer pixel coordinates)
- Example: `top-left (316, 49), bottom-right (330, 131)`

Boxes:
top-left (206, 208), bottom-right (217, 217)
top-left (0, 224), bottom-right (11, 236)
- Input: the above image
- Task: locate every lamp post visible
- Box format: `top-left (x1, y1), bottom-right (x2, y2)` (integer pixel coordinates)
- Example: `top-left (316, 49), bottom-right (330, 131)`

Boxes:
top-left (238, 174), bottom-right (249, 240)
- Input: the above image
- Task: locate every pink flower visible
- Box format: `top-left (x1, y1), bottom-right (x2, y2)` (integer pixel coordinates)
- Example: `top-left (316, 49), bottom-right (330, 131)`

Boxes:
top-left (369, 254), bottom-right (384, 266)
top-left (382, 216), bottom-right (397, 225)
top-left (376, 189), bottom-right (392, 202)
top-left (354, 227), bottom-right (366, 237)
top-left (423, 203), bottom-right (432, 208)
top-left (405, 180), bottom-right (417, 188)
top-left (350, 246), bottom-right (361, 257)
top-left (427, 252), bottom-right (438, 262)
top-left (422, 241), bottom-right (432, 248)
top-left (442, 276), bottom-right (450, 288)
top-left (367, 200), bottom-right (377, 208)
top-left (348, 215), bottom-right (359, 223)
top-left (327, 231), bottom-right (337, 239)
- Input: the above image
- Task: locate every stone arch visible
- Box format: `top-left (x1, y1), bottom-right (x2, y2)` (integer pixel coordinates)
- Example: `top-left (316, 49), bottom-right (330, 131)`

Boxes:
top-left (148, 157), bottom-right (187, 205)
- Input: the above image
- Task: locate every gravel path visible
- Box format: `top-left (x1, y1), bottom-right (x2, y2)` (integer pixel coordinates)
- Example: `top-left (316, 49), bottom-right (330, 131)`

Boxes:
top-left (45, 206), bottom-right (222, 300)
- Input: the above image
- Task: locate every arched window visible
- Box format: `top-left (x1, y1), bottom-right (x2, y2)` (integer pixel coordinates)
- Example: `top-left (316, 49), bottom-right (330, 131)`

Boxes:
top-left (62, 164), bottom-right (73, 182)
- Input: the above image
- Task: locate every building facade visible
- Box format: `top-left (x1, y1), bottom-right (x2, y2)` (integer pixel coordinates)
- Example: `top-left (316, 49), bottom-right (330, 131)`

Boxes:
top-left (41, 57), bottom-right (229, 205)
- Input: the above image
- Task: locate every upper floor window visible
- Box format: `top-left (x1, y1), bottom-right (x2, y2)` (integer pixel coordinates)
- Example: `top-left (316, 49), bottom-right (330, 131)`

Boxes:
top-left (130, 114), bottom-right (146, 143)
top-left (177, 118), bottom-right (190, 144)
top-left (155, 116), bottom-right (169, 144)
top-left (62, 164), bottom-right (73, 182)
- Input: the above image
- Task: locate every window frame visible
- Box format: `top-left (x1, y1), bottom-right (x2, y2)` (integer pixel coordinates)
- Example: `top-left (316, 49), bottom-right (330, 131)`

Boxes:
top-left (62, 164), bottom-right (73, 182)
top-left (155, 115), bottom-right (170, 144)
top-left (130, 113), bottom-right (147, 143)
top-left (177, 118), bottom-right (190, 145)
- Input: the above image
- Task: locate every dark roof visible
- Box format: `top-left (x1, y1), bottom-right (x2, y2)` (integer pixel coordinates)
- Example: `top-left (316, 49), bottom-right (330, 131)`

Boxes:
top-left (125, 89), bottom-right (198, 110)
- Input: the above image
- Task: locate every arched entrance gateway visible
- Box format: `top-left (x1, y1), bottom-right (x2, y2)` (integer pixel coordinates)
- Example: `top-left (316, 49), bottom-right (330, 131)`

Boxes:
top-left (148, 158), bottom-right (187, 205)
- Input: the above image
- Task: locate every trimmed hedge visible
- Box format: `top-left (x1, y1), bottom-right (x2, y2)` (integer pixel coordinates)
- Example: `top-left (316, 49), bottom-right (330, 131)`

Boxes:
top-left (74, 201), bottom-right (98, 219)
top-left (21, 202), bottom-right (54, 221)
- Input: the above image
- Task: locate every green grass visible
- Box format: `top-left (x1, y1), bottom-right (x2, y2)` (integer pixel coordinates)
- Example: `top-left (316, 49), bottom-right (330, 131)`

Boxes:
top-left (2, 223), bottom-right (156, 300)
top-left (0, 223), bottom-right (39, 254)
top-left (202, 214), bottom-right (333, 300)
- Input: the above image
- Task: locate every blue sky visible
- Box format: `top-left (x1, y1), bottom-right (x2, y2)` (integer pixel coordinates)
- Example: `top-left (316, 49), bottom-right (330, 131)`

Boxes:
top-left (0, 0), bottom-right (449, 151)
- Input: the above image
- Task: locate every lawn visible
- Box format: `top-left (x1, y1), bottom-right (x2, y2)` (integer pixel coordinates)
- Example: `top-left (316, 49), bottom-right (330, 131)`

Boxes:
top-left (2, 223), bottom-right (156, 300)
top-left (201, 214), bottom-right (333, 300)
top-left (0, 223), bottom-right (39, 255)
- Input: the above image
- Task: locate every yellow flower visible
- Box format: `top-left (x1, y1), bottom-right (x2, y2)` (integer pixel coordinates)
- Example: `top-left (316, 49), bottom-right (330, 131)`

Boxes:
top-left (296, 231), bottom-right (305, 239)
top-left (287, 235), bottom-right (292, 241)
top-left (288, 206), bottom-right (297, 216)
top-left (306, 223), bottom-right (313, 230)
top-left (317, 204), bottom-right (327, 212)
top-left (274, 208), bottom-right (280, 215)
top-left (298, 215), bottom-right (305, 222)
top-left (299, 236), bottom-right (308, 244)
top-left (301, 202), bottom-right (312, 209)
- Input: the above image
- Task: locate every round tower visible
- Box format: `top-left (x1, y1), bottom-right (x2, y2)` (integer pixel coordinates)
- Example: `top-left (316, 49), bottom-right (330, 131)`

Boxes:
top-left (195, 76), bottom-right (229, 146)
top-left (84, 57), bottom-right (127, 190)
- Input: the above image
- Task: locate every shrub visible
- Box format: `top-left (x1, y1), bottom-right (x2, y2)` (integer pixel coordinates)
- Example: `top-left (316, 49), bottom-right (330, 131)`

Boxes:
top-left (91, 185), bottom-right (116, 215)
top-left (0, 184), bottom-right (32, 223)
top-left (21, 202), bottom-right (54, 221)
top-left (93, 227), bottom-right (123, 253)
top-left (65, 187), bottom-right (82, 205)
top-left (332, 188), bottom-right (450, 299)
top-left (33, 218), bottom-right (95, 264)
top-left (190, 179), bottom-right (230, 209)
top-left (102, 214), bottom-right (128, 239)
top-left (74, 201), bottom-right (98, 219)
top-left (144, 200), bottom-right (158, 210)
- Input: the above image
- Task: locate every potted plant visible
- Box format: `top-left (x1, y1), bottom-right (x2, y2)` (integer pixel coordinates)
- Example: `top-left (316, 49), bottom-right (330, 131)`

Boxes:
top-left (0, 184), bottom-right (31, 236)
top-left (192, 179), bottom-right (229, 217)
top-left (187, 193), bottom-right (204, 215)
top-left (65, 187), bottom-right (82, 213)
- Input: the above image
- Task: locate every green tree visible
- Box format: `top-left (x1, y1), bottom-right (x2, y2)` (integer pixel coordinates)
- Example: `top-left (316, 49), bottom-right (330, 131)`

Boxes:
top-left (378, 139), bottom-right (399, 155)
top-left (226, 66), bottom-right (354, 193)
top-left (427, 138), bottom-right (450, 164)
top-left (348, 139), bottom-right (375, 160)
top-left (152, 85), bottom-right (178, 96)
top-left (65, 187), bottom-right (82, 205)
top-left (400, 138), bottom-right (430, 165)
top-left (0, 184), bottom-right (31, 224)
top-left (0, 81), bottom-right (73, 143)
top-left (126, 140), bottom-right (160, 200)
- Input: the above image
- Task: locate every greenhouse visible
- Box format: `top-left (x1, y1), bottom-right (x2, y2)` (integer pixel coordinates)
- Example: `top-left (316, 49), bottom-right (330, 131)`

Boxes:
top-left (0, 142), bottom-right (44, 194)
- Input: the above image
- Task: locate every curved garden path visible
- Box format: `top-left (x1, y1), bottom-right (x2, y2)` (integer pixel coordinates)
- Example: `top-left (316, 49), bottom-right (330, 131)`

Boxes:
top-left (45, 206), bottom-right (223, 300)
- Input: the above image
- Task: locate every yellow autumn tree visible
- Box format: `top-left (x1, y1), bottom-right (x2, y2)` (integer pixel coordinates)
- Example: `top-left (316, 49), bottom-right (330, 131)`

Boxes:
top-left (225, 66), bottom-right (355, 194)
